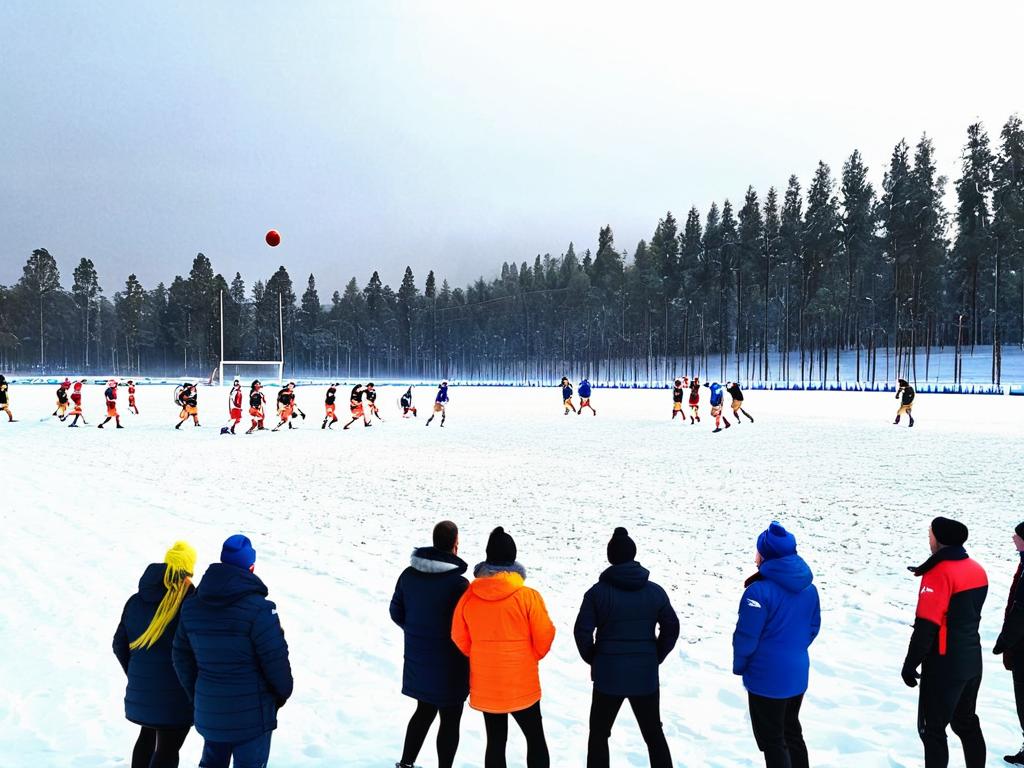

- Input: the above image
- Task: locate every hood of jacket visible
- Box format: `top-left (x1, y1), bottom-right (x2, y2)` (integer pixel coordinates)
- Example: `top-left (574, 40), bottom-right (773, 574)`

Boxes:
top-left (196, 562), bottom-right (269, 607)
top-left (410, 547), bottom-right (468, 575)
top-left (599, 561), bottom-right (651, 591)
top-left (757, 554), bottom-right (813, 594)
top-left (470, 562), bottom-right (527, 601)
top-left (137, 562), bottom-right (169, 603)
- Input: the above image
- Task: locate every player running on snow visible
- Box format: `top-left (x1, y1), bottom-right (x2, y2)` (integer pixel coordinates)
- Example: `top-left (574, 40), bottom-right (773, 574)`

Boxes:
top-left (322, 383), bottom-right (339, 429)
top-left (561, 377), bottom-right (577, 415)
top-left (578, 377), bottom-right (596, 415)
top-left (672, 378), bottom-right (686, 421)
top-left (273, 383), bottom-right (302, 431)
top-left (343, 383), bottom-right (371, 429)
top-left (127, 380), bottom-right (139, 414)
top-left (727, 381), bottom-right (754, 424)
top-left (688, 377), bottom-right (701, 423)
top-left (68, 379), bottom-right (88, 427)
top-left (425, 381), bottom-right (448, 427)
top-left (98, 379), bottom-right (123, 429)
top-left (246, 380), bottom-right (267, 434)
top-left (174, 383), bottom-right (200, 429)
top-left (53, 379), bottom-right (70, 421)
top-left (894, 378), bottom-right (915, 428)
top-left (400, 386), bottom-right (417, 418)
top-left (365, 383), bottom-right (384, 421)
top-left (220, 380), bottom-right (243, 434)
top-left (0, 374), bottom-right (14, 423)
top-left (706, 381), bottom-right (731, 432)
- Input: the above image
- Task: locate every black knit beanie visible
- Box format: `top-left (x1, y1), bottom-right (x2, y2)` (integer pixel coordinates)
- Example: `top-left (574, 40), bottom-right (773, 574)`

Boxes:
top-left (1015, 521), bottom-right (1024, 540)
top-left (931, 516), bottom-right (969, 547)
top-left (607, 527), bottom-right (637, 565)
top-left (486, 526), bottom-right (517, 564)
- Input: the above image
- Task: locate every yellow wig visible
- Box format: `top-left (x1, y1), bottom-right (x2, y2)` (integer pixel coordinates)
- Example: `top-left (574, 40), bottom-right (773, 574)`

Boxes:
top-left (129, 541), bottom-right (197, 651)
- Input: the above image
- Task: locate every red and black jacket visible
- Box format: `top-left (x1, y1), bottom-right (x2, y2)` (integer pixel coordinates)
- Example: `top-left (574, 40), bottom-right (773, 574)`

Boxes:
top-left (905, 546), bottom-right (988, 680)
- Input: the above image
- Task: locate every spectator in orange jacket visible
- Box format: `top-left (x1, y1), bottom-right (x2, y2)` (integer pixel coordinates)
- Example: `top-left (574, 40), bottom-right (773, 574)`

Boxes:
top-left (451, 526), bottom-right (555, 768)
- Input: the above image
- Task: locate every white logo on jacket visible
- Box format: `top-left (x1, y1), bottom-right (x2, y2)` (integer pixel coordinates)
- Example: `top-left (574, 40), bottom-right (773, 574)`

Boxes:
top-left (746, 598), bottom-right (762, 608)
top-left (920, 586), bottom-right (934, 595)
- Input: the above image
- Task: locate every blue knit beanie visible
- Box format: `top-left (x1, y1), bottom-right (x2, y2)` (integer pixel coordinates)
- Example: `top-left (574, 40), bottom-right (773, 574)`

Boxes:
top-left (221, 534), bottom-right (256, 569)
top-left (756, 521), bottom-right (797, 561)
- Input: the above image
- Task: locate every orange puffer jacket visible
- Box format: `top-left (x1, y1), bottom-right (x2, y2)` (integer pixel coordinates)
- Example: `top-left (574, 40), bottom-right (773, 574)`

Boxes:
top-left (451, 564), bottom-right (556, 714)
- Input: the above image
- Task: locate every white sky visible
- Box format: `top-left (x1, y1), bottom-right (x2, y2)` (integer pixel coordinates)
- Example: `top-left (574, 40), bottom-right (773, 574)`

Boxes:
top-left (1, 0), bottom-right (1022, 295)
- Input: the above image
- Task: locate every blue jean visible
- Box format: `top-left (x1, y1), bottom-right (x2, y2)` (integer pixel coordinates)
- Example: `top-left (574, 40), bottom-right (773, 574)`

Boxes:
top-left (199, 731), bottom-right (272, 768)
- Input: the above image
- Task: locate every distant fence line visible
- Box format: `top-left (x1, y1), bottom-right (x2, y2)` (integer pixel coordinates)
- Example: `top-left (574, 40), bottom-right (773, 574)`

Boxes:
top-left (7, 376), bottom-right (1022, 396)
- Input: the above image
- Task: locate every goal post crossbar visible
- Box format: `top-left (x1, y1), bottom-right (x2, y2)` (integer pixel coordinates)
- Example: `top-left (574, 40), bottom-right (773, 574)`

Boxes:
top-left (219, 289), bottom-right (286, 385)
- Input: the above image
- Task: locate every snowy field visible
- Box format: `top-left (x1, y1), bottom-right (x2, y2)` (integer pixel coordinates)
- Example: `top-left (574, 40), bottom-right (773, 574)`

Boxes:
top-left (2, 383), bottom-right (1024, 767)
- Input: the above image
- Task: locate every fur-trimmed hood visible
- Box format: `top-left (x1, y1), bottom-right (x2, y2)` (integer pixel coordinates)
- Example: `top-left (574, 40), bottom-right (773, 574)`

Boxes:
top-left (410, 547), bottom-right (468, 576)
top-left (473, 561), bottom-right (527, 581)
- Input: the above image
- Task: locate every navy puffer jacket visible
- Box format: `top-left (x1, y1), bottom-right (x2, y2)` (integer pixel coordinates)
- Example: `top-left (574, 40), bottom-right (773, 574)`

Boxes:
top-left (112, 563), bottom-right (194, 728)
top-left (574, 561), bottom-right (680, 697)
top-left (390, 547), bottom-right (470, 707)
top-left (172, 563), bottom-right (293, 743)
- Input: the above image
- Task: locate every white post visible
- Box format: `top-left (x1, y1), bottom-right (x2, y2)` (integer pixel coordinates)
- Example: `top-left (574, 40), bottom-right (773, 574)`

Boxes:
top-left (279, 292), bottom-right (285, 383)
top-left (219, 289), bottom-right (225, 387)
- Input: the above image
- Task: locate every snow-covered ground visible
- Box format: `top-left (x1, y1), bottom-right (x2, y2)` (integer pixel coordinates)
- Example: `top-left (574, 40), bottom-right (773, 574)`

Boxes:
top-left (1, 383), bottom-right (1023, 767)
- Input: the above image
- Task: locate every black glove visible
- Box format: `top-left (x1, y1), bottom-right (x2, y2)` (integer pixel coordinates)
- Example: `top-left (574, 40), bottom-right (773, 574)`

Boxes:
top-left (994, 637), bottom-right (1006, 655)
top-left (901, 663), bottom-right (920, 688)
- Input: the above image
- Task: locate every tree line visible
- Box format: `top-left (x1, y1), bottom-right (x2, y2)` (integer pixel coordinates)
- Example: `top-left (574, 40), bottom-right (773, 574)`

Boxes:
top-left (1, 117), bottom-right (1022, 385)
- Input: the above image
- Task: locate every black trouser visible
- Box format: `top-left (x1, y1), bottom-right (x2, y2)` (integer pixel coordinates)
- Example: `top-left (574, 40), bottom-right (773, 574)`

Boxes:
top-left (132, 726), bottom-right (190, 768)
top-left (482, 702), bottom-right (549, 768)
top-left (747, 692), bottom-right (808, 768)
top-left (587, 689), bottom-right (672, 768)
top-left (1013, 662), bottom-right (1024, 739)
top-left (401, 700), bottom-right (464, 768)
top-left (917, 673), bottom-right (985, 767)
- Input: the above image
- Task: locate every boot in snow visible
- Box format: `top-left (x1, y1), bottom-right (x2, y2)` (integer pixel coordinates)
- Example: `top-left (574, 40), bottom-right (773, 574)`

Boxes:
top-left (908, 415), bottom-right (915, 428)
top-left (1005, 744), bottom-right (1024, 765)
top-left (713, 427), bottom-right (722, 433)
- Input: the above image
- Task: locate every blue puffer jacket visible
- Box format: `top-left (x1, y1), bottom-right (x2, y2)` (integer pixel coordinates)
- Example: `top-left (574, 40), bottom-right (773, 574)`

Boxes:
top-left (172, 564), bottom-right (293, 743)
top-left (112, 563), bottom-right (195, 728)
top-left (579, 380), bottom-right (592, 398)
top-left (562, 384), bottom-right (573, 400)
top-left (709, 382), bottom-right (724, 407)
top-left (389, 547), bottom-right (470, 707)
top-left (436, 385), bottom-right (449, 404)
top-left (574, 561), bottom-right (680, 697)
top-left (732, 554), bottom-right (821, 699)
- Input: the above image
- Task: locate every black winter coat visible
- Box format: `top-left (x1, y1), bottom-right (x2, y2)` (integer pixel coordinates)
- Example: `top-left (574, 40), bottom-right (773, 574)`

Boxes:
top-left (574, 561), bottom-right (680, 697)
top-left (112, 563), bottom-right (195, 728)
top-left (172, 563), bottom-right (293, 743)
top-left (389, 547), bottom-right (470, 707)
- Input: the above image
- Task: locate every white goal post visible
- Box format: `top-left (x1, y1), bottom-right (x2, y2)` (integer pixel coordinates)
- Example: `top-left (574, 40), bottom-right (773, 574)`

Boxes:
top-left (216, 290), bottom-right (285, 385)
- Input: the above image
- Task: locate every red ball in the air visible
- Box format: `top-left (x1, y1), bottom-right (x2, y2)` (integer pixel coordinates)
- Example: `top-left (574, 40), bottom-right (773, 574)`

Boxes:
top-left (265, 230), bottom-right (281, 247)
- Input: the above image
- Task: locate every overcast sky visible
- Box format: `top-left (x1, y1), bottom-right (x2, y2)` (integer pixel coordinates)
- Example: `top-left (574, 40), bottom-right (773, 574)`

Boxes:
top-left (2, 1), bottom-right (1022, 297)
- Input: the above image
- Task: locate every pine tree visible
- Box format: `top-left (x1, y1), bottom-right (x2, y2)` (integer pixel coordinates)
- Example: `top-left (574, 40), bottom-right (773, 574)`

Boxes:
top-left (993, 114), bottom-right (1024, 352)
top-left (737, 188), bottom-right (763, 378)
top-left (839, 150), bottom-right (877, 378)
top-left (72, 257), bottom-right (101, 369)
top-left (951, 124), bottom-right (994, 353)
top-left (20, 248), bottom-right (62, 367)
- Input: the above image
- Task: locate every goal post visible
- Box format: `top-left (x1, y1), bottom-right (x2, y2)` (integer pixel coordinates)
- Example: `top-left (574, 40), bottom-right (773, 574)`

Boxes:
top-left (217, 290), bottom-right (285, 385)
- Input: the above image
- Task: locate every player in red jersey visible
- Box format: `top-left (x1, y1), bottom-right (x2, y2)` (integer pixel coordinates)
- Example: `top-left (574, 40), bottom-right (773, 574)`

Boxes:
top-left (221, 379), bottom-right (244, 434)
top-left (127, 380), bottom-right (139, 414)
top-left (98, 379), bottom-right (123, 429)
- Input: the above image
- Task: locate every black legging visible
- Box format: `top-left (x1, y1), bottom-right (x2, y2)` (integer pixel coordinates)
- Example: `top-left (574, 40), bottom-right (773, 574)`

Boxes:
top-left (132, 726), bottom-right (190, 768)
top-left (483, 702), bottom-right (549, 768)
top-left (401, 700), bottom-right (464, 768)
top-left (587, 689), bottom-right (672, 768)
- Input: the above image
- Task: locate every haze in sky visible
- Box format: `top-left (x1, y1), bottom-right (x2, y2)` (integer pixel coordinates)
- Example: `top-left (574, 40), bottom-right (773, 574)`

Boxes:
top-left (2, 0), bottom-right (1022, 296)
